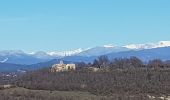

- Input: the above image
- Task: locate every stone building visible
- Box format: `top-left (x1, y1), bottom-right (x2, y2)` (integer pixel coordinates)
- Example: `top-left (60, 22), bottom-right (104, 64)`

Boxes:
top-left (0, 84), bottom-right (14, 90)
top-left (51, 60), bottom-right (76, 72)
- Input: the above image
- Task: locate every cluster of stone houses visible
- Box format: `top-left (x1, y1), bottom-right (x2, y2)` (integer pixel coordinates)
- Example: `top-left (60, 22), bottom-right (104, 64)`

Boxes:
top-left (0, 84), bottom-right (14, 90)
top-left (51, 60), bottom-right (76, 72)
top-left (51, 60), bottom-right (102, 72)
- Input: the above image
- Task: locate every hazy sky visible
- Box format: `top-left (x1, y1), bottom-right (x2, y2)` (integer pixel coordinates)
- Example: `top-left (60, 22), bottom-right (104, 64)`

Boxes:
top-left (0, 0), bottom-right (170, 52)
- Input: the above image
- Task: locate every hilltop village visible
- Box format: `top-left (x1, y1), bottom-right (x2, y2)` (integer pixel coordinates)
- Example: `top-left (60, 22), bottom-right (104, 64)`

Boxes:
top-left (51, 61), bottom-right (76, 72)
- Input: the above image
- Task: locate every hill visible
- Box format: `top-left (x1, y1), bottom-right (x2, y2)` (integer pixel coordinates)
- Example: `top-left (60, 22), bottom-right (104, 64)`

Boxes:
top-left (107, 47), bottom-right (170, 61)
top-left (0, 87), bottom-right (109, 100)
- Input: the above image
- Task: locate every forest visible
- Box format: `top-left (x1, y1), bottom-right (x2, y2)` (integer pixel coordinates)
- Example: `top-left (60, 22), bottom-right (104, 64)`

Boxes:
top-left (0, 56), bottom-right (170, 100)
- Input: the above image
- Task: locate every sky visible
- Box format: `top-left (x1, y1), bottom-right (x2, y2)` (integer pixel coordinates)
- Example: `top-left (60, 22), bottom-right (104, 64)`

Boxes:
top-left (0, 0), bottom-right (170, 52)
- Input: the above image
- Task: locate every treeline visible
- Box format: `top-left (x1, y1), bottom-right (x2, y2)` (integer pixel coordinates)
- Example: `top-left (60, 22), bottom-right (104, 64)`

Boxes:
top-left (12, 56), bottom-right (170, 99)
top-left (77, 56), bottom-right (170, 69)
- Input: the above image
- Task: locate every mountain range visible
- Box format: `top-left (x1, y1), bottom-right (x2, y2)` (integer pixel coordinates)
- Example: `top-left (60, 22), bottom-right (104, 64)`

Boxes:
top-left (0, 41), bottom-right (170, 72)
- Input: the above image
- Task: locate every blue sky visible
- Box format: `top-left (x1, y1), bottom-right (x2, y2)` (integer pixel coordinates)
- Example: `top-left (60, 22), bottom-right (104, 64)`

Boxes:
top-left (0, 0), bottom-right (170, 52)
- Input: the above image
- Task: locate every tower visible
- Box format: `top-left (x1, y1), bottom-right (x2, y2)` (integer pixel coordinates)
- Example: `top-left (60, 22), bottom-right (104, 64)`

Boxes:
top-left (60, 60), bottom-right (64, 64)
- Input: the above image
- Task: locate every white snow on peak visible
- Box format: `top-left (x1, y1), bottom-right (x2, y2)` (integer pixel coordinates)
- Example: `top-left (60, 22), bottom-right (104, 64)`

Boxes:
top-left (123, 41), bottom-right (170, 50)
top-left (28, 52), bottom-right (36, 55)
top-left (0, 58), bottom-right (8, 63)
top-left (0, 41), bottom-right (169, 58)
top-left (47, 48), bottom-right (85, 56)
top-left (103, 44), bottom-right (115, 48)
top-left (123, 44), bottom-right (153, 49)
top-left (157, 41), bottom-right (170, 47)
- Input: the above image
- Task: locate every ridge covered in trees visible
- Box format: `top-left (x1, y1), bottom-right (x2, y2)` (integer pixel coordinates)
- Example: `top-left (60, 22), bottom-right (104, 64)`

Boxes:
top-left (1, 56), bottom-right (170, 100)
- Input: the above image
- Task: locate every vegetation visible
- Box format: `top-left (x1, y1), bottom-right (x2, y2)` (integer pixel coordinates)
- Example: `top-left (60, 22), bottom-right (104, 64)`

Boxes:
top-left (0, 87), bottom-right (154, 100)
top-left (0, 56), bottom-right (170, 100)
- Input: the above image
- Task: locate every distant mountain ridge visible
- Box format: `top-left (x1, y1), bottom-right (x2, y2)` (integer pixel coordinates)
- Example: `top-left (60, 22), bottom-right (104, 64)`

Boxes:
top-left (0, 59), bottom-right (73, 72)
top-left (124, 41), bottom-right (170, 49)
top-left (0, 41), bottom-right (170, 65)
top-left (1, 46), bottom-right (170, 72)
top-left (107, 47), bottom-right (170, 61)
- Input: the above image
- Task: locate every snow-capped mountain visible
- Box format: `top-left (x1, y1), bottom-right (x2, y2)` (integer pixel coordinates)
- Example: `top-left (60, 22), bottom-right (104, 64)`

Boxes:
top-left (103, 44), bottom-right (115, 48)
top-left (0, 50), bottom-right (24, 56)
top-left (77, 41), bottom-right (170, 57)
top-left (47, 48), bottom-right (85, 57)
top-left (0, 58), bottom-right (8, 63)
top-left (28, 48), bottom-right (86, 58)
top-left (107, 47), bottom-right (170, 61)
top-left (0, 50), bottom-right (50, 65)
top-left (0, 41), bottom-right (170, 65)
top-left (123, 41), bottom-right (170, 50)
top-left (0, 41), bottom-right (170, 72)
top-left (77, 45), bottom-right (130, 57)
top-left (0, 49), bottom-right (87, 64)
top-left (29, 51), bottom-right (53, 59)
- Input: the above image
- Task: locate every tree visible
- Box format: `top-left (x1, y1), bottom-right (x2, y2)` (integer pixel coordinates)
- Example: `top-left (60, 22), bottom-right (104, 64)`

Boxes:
top-left (97, 56), bottom-right (110, 68)
top-left (148, 59), bottom-right (163, 69)
top-left (93, 59), bottom-right (100, 68)
top-left (129, 57), bottom-right (143, 68)
top-left (77, 62), bottom-right (87, 68)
